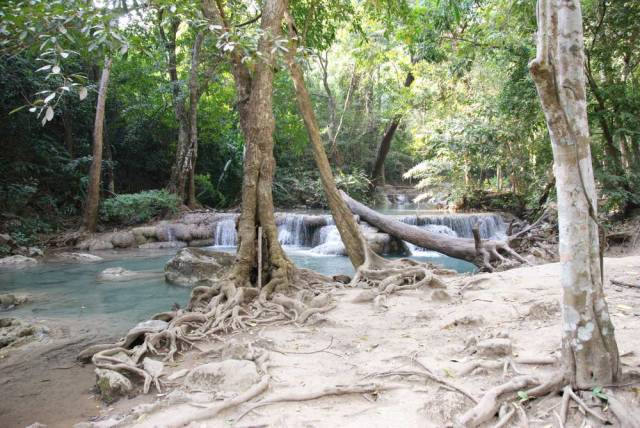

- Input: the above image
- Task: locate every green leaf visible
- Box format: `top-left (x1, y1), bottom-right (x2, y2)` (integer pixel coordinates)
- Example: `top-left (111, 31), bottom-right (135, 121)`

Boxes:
top-left (592, 386), bottom-right (608, 401)
top-left (517, 391), bottom-right (529, 402)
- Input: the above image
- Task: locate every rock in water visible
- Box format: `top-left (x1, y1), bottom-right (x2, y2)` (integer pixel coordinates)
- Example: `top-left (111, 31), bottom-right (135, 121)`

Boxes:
top-left (164, 247), bottom-right (235, 287)
top-left (184, 360), bottom-right (259, 395)
top-left (95, 368), bottom-right (133, 403)
top-left (98, 267), bottom-right (134, 281)
top-left (54, 252), bottom-right (103, 263)
top-left (0, 255), bottom-right (38, 268)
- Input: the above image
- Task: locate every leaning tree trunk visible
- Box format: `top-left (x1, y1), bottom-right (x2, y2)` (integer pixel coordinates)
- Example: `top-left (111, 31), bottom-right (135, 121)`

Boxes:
top-left (283, 12), bottom-right (365, 268)
top-left (82, 57), bottom-right (112, 232)
top-left (529, 0), bottom-right (619, 388)
top-left (341, 191), bottom-right (525, 271)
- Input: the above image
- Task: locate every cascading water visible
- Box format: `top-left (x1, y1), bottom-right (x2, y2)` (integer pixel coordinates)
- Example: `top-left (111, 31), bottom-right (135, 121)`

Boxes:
top-left (277, 214), bottom-right (309, 247)
top-left (208, 211), bottom-right (505, 260)
top-left (213, 218), bottom-right (237, 246)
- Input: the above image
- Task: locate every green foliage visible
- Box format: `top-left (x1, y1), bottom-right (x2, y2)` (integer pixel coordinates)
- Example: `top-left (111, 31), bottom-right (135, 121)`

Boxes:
top-left (100, 190), bottom-right (180, 225)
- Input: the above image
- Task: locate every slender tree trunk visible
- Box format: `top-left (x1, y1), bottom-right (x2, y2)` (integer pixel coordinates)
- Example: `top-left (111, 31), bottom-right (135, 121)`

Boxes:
top-left (82, 57), bottom-right (112, 232)
top-left (284, 13), bottom-right (365, 268)
top-left (370, 69), bottom-right (415, 188)
top-left (103, 119), bottom-right (115, 195)
top-left (161, 16), bottom-right (193, 202)
top-left (529, 0), bottom-right (619, 388)
top-left (186, 32), bottom-right (204, 209)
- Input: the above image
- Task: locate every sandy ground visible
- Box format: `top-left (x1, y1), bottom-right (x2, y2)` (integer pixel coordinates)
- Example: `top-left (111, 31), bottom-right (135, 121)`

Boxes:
top-left (0, 322), bottom-right (113, 428)
top-left (65, 255), bottom-right (640, 428)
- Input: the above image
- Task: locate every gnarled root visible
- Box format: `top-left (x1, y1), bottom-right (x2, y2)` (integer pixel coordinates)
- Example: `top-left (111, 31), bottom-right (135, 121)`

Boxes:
top-left (235, 382), bottom-right (399, 424)
top-left (350, 244), bottom-right (446, 304)
top-left (456, 368), bottom-right (638, 427)
top-left (78, 264), bottom-right (338, 399)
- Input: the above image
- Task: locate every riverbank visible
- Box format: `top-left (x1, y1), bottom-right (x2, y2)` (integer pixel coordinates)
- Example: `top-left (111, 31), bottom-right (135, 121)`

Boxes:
top-left (3, 255), bottom-right (635, 427)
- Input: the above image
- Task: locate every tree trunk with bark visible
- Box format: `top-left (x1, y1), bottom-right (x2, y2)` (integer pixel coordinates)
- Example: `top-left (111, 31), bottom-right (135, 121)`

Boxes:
top-left (198, 0), bottom-right (294, 299)
top-left (82, 57), bottom-right (112, 232)
top-left (161, 17), bottom-right (204, 205)
top-left (529, 0), bottom-right (619, 388)
top-left (283, 12), bottom-right (365, 268)
top-left (370, 68), bottom-right (415, 188)
top-left (341, 191), bottom-right (525, 271)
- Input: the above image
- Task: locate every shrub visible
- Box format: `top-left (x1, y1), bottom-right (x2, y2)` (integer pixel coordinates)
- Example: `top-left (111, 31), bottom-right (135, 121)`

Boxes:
top-left (100, 190), bottom-right (180, 225)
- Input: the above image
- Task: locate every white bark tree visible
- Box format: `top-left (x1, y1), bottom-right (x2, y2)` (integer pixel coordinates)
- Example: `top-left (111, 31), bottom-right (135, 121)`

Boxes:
top-left (529, 0), bottom-right (619, 388)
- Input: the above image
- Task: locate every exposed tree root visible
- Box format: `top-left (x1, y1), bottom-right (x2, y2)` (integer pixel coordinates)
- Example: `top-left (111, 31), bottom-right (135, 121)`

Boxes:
top-left (78, 265), bottom-right (339, 397)
top-left (350, 243), bottom-right (446, 303)
top-left (456, 366), bottom-right (639, 427)
top-left (167, 346), bottom-right (271, 427)
top-left (234, 382), bottom-right (399, 424)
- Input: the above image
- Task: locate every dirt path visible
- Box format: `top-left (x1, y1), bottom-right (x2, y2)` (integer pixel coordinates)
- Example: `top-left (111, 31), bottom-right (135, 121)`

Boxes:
top-left (84, 256), bottom-right (640, 427)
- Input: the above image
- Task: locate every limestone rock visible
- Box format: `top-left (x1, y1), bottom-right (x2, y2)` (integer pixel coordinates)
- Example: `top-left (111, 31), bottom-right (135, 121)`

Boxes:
top-left (476, 338), bottom-right (512, 357)
top-left (77, 238), bottom-right (114, 251)
top-left (97, 267), bottom-right (144, 281)
top-left (124, 319), bottom-right (168, 347)
top-left (111, 232), bottom-right (136, 248)
top-left (139, 241), bottom-right (187, 250)
top-left (27, 247), bottom-right (44, 257)
top-left (95, 368), bottom-right (133, 403)
top-left (188, 239), bottom-right (214, 247)
top-left (431, 289), bottom-right (451, 302)
top-left (332, 274), bottom-right (351, 284)
top-left (0, 255), bottom-right (38, 268)
top-left (0, 293), bottom-right (28, 308)
top-left (187, 224), bottom-right (213, 240)
top-left (185, 360), bottom-right (259, 394)
top-left (55, 252), bottom-right (103, 263)
top-left (143, 357), bottom-right (164, 378)
top-left (164, 248), bottom-right (234, 287)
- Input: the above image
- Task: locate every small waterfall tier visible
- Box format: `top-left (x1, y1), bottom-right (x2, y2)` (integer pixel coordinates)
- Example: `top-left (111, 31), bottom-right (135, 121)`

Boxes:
top-left (399, 213), bottom-right (505, 240)
top-left (207, 211), bottom-right (506, 258)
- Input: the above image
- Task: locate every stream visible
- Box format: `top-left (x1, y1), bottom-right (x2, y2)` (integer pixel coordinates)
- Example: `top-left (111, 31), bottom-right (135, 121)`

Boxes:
top-left (0, 208), bottom-right (504, 339)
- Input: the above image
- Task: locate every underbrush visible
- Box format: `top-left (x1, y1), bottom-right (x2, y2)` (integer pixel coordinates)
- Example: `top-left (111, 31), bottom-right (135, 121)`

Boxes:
top-left (100, 190), bottom-right (180, 225)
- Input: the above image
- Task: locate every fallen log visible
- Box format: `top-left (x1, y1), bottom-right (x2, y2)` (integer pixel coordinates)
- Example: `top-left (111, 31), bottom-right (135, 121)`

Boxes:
top-left (340, 191), bottom-right (527, 271)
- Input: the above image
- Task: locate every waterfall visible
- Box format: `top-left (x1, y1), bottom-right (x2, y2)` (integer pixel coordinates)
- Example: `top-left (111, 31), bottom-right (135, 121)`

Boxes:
top-left (277, 214), bottom-right (308, 246)
top-left (207, 211), bottom-right (506, 259)
top-left (213, 218), bottom-right (237, 246)
top-left (399, 213), bottom-right (505, 240)
top-left (310, 225), bottom-right (345, 255)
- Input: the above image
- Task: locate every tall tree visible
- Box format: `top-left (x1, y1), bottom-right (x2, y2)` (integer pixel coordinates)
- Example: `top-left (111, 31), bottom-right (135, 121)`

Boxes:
top-left (201, 0), bottom-right (294, 297)
top-left (283, 11), bottom-right (366, 268)
top-left (528, 0), bottom-right (618, 387)
top-left (82, 57), bottom-right (112, 232)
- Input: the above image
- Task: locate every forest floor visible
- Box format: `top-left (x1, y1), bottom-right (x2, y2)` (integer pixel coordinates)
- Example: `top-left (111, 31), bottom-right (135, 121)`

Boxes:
top-left (79, 255), bottom-right (640, 428)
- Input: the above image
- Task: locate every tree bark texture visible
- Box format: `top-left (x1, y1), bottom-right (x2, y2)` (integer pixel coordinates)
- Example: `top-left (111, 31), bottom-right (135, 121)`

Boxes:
top-left (284, 12), bottom-right (366, 268)
top-left (370, 69), bottom-right (415, 188)
top-left (341, 191), bottom-right (523, 270)
top-left (529, 0), bottom-right (619, 388)
top-left (82, 57), bottom-right (112, 232)
top-left (202, 0), bottom-right (293, 293)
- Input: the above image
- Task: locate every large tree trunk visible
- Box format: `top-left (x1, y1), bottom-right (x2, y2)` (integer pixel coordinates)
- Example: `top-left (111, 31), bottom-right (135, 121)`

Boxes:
top-left (82, 57), bottom-right (112, 232)
top-left (341, 191), bottom-right (524, 271)
top-left (529, 0), bottom-right (619, 388)
top-left (201, 0), bottom-right (292, 296)
top-left (370, 69), bottom-right (415, 188)
top-left (283, 12), bottom-right (365, 268)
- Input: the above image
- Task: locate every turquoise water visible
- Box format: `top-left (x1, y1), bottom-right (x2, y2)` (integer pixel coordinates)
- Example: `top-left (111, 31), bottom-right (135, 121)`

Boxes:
top-left (0, 247), bottom-right (474, 336)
